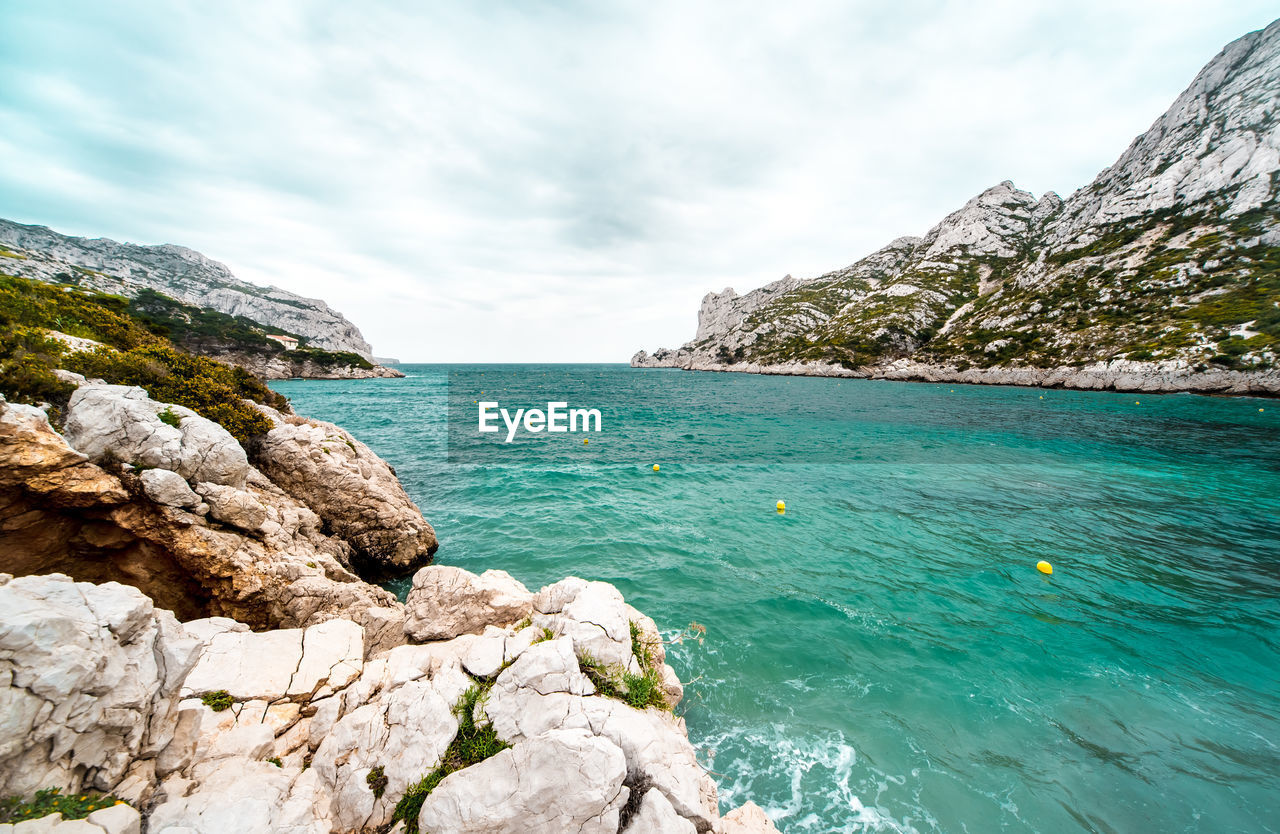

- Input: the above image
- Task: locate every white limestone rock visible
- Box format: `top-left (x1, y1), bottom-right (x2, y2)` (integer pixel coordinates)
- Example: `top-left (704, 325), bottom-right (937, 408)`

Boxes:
top-left (482, 689), bottom-right (718, 830)
top-left (492, 636), bottom-right (595, 697)
top-left (417, 729), bottom-right (629, 834)
top-left (147, 761), bottom-right (331, 834)
top-left (403, 566), bottom-right (533, 641)
top-left (62, 384), bottom-right (249, 487)
top-left (536, 580), bottom-right (641, 673)
top-left (85, 803), bottom-right (142, 834)
top-left (311, 678), bottom-right (459, 832)
top-left (250, 406), bottom-right (437, 576)
top-left (139, 469), bottom-right (200, 509)
top-left (720, 801), bottom-right (783, 834)
top-left (181, 619), bottom-right (362, 701)
top-left (623, 788), bottom-right (697, 834)
top-left (0, 575), bottom-right (200, 798)
top-left (192, 483), bottom-right (268, 532)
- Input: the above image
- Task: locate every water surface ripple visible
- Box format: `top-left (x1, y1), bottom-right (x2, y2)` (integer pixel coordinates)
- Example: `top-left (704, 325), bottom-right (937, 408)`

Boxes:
top-left (273, 365), bottom-right (1280, 834)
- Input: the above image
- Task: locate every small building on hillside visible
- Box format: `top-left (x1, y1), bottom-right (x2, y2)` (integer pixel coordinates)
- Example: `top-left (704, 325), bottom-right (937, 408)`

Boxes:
top-left (266, 334), bottom-right (299, 351)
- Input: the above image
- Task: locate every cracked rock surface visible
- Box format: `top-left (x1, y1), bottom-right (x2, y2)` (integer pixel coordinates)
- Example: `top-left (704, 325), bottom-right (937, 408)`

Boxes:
top-left (2, 570), bottom-right (782, 834)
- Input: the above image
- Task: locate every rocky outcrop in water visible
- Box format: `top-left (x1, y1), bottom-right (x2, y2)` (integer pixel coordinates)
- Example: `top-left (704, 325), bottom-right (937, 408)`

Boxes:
top-left (0, 218), bottom-right (376, 361)
top-left (634, 19), bottom-right (1280, 396)
top-left (0, 571), bottom-right (781, 834)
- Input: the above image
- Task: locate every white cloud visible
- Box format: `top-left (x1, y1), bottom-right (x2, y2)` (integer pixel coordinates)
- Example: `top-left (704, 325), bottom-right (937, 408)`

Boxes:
top-left (0, 0), bottom-right (1275, 360)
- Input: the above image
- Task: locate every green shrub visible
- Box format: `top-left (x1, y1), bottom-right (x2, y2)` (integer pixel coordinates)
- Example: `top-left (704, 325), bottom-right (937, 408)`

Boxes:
top-left (0, 328), bottom-right (75, 413)
top-left (291, 347), bottom-right (374, 370)
top-left (578, 623), bottom-right (671, 712)
top-left (392, 684), bottom-right (510, 832)
top-left (157, 406), bottom-right (182, 427)
top-left (201, 690), bottom-right (234, 712)
top-left (267, 757), bottom-right (283, 768)
top-left (64, 345), bottom-right (278, 443)
top-left (0, 274), bottom-right (160, 350)
top-left (0, 788), bottom-right (126, 823)
top-left (366, 765), bottom-right (387, 799)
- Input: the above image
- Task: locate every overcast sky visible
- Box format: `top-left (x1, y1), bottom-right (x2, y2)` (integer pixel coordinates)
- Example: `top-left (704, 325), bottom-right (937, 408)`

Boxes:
top-left (0, 2), bottom-right (1275, 361)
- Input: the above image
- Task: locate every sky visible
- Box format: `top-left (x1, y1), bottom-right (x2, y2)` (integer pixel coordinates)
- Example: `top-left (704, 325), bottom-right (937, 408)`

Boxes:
top-left (0, 2), bottom-right (1276, 362)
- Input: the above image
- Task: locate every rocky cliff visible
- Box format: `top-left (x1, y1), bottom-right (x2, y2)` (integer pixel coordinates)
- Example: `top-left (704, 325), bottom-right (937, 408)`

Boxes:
top-left (0, 571), bottom-right (778, 834)
top-left (0, 218), bottom-right (377, 361)
top-left (0, 374), bottom-right (435, 652)
top-left (634, 19), bottom-right (1280, 396)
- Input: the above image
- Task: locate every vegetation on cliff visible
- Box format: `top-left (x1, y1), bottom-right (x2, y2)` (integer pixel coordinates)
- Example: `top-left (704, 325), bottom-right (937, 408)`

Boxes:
top-left (0, 273), bottom-right (286, 441)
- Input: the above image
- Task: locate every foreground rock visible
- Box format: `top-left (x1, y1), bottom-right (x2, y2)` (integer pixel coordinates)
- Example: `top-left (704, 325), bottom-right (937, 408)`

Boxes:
top-left (250, 404), bottom-right (437, 579)
top-left (418, 729), bottom-right (629, 834)
top-left (404, 566), bottom-right (534, 640)
top-left (1, 572), bottom-right (782, 834)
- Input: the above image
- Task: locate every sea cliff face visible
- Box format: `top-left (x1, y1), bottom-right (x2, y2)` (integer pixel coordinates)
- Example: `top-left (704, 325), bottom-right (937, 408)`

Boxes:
top-left (0, 218), bottom-right (377, 361)
top-left (634, 19), bottom-right (1280, 396)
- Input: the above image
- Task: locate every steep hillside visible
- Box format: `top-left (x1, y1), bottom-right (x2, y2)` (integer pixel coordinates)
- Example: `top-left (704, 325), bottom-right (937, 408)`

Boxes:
top-left (634, 18), bottom-right (1280, 396)
top-left (0, 218), bottom-right (378, 361)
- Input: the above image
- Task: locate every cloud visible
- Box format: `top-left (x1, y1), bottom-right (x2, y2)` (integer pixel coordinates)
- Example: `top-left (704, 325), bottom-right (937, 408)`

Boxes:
top-left (0, 0), bottom-right (1275, 360)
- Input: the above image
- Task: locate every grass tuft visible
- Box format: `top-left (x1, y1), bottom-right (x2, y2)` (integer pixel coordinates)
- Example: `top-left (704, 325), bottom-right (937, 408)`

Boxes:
top-left (200, 690), bottom-right (234, 712)
top-left (391, 684), bottom-right (510, 833)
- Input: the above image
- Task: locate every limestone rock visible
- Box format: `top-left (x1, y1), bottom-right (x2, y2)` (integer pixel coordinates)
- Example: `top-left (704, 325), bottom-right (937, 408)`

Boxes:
top-left (720, 802), bottom-right (783, 834)
top-left (250, 406), bottom-right (437, 578)
top-left (311, 678), bottom-right (459, 831)
top-left (147, 761), bottom-right (332, 834)
top-left (139, 470), bottom-right (200, 509)
top-left (0, 574), bottom-right (200, 798)
top-left (192, 483), bottom-right (267, 532)
top-left (482, 688), bottom-right (718, 830)
top-left (63, 384), bottom-right (249, 487)
top-left (417, 729), bottom-right (629, 834)
top-left (492, 636), bottom-right (595, 697)
top-left (623, 788), bottom-right (697, 834)
top-left (181, 619), bottom-right (363, 701)
top-left (0, 389), bottom-right (407, 651)
top-left (404, 566), bottom-right (533, 641)
top-left (85, 804), bottom-right (142, 834)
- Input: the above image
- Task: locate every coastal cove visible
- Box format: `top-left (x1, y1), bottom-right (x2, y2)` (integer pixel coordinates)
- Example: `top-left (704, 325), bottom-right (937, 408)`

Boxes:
top-left (273, 364), bottom-right (1280, 834)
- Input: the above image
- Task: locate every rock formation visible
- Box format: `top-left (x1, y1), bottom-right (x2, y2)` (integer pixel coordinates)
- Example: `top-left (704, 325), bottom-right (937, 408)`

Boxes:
top-left (0, 218), bottom-right (376, 361)
top-left (634, 19), bottom-right (1280, 396)
top-left (0, 375), bottom-right (434, 653)
top-left (0, 571), bottom-right (782, 834)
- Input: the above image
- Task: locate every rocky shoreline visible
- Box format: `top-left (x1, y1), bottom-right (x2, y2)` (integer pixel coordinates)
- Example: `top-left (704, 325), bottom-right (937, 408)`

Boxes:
top-left (631, 350), bottom-right (1280, 397)
top-left (0, 373), bottom-right (780, 833)
top-left (221, 353), bottom-right (406, 381)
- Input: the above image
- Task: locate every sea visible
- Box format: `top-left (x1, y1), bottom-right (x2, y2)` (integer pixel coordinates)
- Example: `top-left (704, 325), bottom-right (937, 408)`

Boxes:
top-left (272, 364), bottom-right (1280, 834)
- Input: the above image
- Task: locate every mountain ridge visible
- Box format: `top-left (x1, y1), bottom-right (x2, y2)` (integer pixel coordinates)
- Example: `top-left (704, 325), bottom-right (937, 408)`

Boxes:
top-left (633, 18), bottom-right (1280, 396)
top-left (0, 217), bottom-right (378, 362)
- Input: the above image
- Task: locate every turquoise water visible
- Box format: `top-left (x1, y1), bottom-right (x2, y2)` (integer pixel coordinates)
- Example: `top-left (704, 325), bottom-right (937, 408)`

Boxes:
top-left (272, 365), bottom-right (1280, 834)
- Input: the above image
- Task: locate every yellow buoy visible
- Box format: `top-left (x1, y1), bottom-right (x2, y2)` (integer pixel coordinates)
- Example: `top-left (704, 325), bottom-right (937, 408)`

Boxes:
top-left (1036, 560), bottom-right (1053, 575)
top-left (583, 438), bottom-right (589, 444)
top-left (1135, 401), bottom-right (1140, 405)
top-left (652, 464), bottom-right (660, 472)
top-left (776, 500), bottom-right (786, 512)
